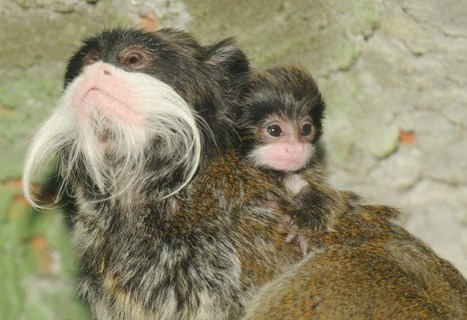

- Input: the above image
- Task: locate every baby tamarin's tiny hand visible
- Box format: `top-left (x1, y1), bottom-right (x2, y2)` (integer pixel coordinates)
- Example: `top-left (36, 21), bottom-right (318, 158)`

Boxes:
top-left (281, 214), bottom-right (310, 256)
top-left (268, 199), bottom-right (309, 255)
top-left (280, 187), bottom-right (347, 257)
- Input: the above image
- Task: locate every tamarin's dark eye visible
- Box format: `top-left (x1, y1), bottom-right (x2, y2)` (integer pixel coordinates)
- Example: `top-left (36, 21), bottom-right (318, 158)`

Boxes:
top-left (301, 123), bottom-right (313, 136)
top-left (267, 124), bottom-right (283, 137)
top-left (123, 52), bottom-right (145, 66)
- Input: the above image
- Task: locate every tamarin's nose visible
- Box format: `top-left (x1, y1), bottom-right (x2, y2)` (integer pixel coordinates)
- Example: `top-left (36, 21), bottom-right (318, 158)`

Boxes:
top-left (103, 69), bottom-right (111, 75)
top-left (285, 144), bottom-right (305, 154)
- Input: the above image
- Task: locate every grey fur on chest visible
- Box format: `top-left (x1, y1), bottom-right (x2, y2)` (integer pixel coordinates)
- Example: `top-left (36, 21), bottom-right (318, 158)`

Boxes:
top-left (72, 194), bottom-right (243, 320)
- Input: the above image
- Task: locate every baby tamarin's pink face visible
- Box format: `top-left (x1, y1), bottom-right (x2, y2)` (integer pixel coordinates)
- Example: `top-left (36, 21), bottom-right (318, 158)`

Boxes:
top-left (241, 66), bottom-right (325, 174)
top-left (249, 113), bottom-right (316, 172)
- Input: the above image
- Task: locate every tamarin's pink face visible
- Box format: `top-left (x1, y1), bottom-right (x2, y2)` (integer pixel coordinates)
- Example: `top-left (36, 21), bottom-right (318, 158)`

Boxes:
top-left (248, 114), bottom-right (316, 171)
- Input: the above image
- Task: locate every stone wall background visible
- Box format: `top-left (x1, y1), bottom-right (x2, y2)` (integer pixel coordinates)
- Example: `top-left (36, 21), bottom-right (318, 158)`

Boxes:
top-left (1, 0), bottom-right (466, 318)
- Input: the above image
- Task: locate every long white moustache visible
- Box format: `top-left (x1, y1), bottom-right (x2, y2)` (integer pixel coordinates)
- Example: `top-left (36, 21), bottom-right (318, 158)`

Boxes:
top-left (22, 98), bottom-right (78, 208)
top-left (23, 63), bottom-right (203, 208)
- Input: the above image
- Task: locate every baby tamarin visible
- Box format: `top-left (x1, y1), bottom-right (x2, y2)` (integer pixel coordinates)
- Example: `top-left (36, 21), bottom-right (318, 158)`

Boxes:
top-left (238, 66), bottom-right (466, 319)
top-left (238, 65), bottom-right (352, 253)
top-left (237, 69), bottom-right (467, 319)
top-left (22, 27), bottom-right (307, 320)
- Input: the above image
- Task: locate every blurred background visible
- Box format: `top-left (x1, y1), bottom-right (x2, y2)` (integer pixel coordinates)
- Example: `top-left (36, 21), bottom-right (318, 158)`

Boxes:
top-left (1, 0), bottom-right (466, 319)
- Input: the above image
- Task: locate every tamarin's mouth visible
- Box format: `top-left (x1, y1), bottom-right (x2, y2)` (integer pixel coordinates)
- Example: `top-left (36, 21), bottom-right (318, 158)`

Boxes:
top-left (79, 87), bottom-right (138, 123)
top-left (70, 62), bottom-right (141, 124)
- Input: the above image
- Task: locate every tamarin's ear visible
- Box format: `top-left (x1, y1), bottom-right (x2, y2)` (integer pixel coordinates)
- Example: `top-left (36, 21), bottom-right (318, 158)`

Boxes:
top-left (204, 38), bottom-right (250, 94)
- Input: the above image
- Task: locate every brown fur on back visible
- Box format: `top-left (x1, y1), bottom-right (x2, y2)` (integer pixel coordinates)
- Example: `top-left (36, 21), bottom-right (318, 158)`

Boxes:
top-left (243, 204), bottom-right (467, 319)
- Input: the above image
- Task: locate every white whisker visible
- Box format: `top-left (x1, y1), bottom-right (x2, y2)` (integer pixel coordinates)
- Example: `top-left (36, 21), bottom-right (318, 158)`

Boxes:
top-left (23, 65), bottom-right (203, 207)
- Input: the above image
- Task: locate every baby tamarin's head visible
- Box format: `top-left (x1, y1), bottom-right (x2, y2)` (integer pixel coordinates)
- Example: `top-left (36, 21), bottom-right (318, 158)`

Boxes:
top-left (239, 66), bottom-right (326, 172)
top-left (23, 27), bottom-right (249, 206)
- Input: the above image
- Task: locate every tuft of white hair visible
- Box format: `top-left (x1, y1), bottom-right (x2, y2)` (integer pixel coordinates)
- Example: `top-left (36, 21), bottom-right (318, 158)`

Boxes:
top-left (23, 63), bottom-right (203, 208)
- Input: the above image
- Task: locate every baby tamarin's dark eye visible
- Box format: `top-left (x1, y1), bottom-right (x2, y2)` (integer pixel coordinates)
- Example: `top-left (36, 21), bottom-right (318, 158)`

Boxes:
top-left (301, 123), bottom-right (312, 136)
top-left (123, 51), bottom-right (145, 67)
top-left (267, 124), bottom-right (283, 137)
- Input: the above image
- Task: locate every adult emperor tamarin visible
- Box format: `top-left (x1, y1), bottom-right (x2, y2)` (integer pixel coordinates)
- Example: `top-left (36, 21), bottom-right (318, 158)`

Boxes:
top-left (22, 27), bottom-right (310, 319)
